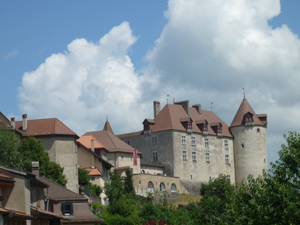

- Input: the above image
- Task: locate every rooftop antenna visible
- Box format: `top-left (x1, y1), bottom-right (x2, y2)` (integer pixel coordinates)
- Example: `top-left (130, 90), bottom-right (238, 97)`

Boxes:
top-left (106, 115), bottom-right (108, 121)
top-left (167, 95), bottom-right (169, 104)
top-left (211, 102), bottom-right (213, 112)
top-left (243, 88), bottom-right (246, 99)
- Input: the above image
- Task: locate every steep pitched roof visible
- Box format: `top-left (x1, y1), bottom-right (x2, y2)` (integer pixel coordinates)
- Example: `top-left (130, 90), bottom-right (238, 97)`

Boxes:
top-left (15, 118), bottom-right (78, 137)
top-left (230, 99), bottom-right (265, 127)
top-left (103, 120), bottom-right (114, 135)
top-left (84, 130), bottom-right (142, 154)
top-left (142, 104), bottom-right (232, 137)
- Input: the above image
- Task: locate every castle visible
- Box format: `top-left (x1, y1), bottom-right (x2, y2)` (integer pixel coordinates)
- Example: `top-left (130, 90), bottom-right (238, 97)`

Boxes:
top-left (118, 97), bottom-right (267, 193)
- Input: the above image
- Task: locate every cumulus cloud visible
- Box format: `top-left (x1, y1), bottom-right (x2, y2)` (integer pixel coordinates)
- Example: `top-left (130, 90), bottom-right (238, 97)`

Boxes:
top-left (18, 22), bottom-right (155, 135)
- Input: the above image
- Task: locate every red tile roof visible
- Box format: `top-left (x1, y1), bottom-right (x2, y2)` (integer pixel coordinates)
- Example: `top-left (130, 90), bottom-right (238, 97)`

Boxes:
top-left (103, 120), bottom-right (114, 135)
top-left (145, 104), bottom-right (232, 137)
top-left (15, 118), bottom-right (78, 137)
top-left (77, 135), bottom-right (106, 149)
top-left (84, 130), bottom-right (142, 154)
top-left (85, 167), bottom-right (102, 176)
top-left (230, 99), bottom-right (266, 127)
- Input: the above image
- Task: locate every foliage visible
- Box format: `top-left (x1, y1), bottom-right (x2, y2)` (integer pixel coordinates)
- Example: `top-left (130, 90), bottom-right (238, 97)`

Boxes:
top-left (18, 137), bottom-right (68, 186)
top-left (189, 174), bottom-right (235, 224)
top-left (0, 125), bottom-right (21, 169)
top-left (78, 167), bottom-right (90, 187)
top-left (89, 183), bottom-right (103, 196)
top-left (104, 169), bottom-right (124, 205)
top-left (124, 169), bottom-right (135, 196)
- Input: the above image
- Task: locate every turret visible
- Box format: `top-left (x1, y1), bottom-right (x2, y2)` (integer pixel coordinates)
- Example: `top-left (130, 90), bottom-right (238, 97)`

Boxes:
top-left (230, 98), bottom-right (267, 184)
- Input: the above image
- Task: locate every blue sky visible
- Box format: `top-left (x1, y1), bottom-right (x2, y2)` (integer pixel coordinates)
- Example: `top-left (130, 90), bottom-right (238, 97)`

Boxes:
top-left (1, 0), bottom-right (300, 165)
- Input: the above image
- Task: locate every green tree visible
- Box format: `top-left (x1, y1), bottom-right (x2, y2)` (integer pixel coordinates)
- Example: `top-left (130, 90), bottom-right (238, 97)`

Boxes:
top-left (78, 167), bottom-right (90, 187)
top-left (227, 132), bottom-right (300, 224)
top-left (124, 169), bottom-right (135, 196)
top-left (18, 137), bottom-right (67, 186)
top-left (104, 169), bottom-right (124, 205)
top-left (190, 174), bottom-right (235, 224)
top-left (0, 125), bottom-right (21, 169)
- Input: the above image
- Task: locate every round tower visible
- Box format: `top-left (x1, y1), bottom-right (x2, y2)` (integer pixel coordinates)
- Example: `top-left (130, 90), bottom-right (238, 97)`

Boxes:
top-left (230, 98), bottom-right (267, 184)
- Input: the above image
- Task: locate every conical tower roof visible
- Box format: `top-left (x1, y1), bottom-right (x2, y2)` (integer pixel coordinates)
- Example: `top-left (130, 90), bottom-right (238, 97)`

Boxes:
top-left (230, 98), bottom-right (264, 127)
top-left (103, 120), bottom-right (114, 135)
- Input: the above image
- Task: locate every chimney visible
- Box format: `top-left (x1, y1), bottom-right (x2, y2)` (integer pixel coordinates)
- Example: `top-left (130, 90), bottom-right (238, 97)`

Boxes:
top-left (91, 139), bottom-right (95, 152)
top-left (22, 114), bottom-right (27, 131)
top-left (192, 104), bottom-right (201, 114)
top-left (175, 100), bottom-right (189, 115)
top-left (10, 117), bottom-right (15, 128)
top-left (32, 161), bottom-right (40, 178)
top-left (153, 101), bottom-right (161, 118)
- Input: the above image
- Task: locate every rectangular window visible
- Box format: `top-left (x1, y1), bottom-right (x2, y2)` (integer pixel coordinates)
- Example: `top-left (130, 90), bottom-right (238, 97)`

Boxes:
top-left (224, 140), bottom-right (229, 150)
top-left (191, 137), bottom-right (196, 146)
top-left (126, 140), bottom-right (131, 145)
top-left (153, 152), bottom-right (158, 162)
top-left (61, 203), bottom-right (73, 215)
top-left (182, 151), bottom-right (187, 161)
top-left (206, 153), bottom-right (210, 163)
top-left (90, 177), bottom-right (95, 181)
top-left (225, 155), bottom-right (230, 164)
top-left (205, 138), bottom-right (209, 148)
top-left (182, 135), bottom-right (186, 145)
top-left (152, 137), bottom-right (158, 146)
top-left (192, 152), bottom-right (197, 161)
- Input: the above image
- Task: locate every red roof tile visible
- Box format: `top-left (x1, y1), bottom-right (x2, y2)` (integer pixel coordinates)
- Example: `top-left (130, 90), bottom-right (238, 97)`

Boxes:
top-left (77, 135), bottom-right (106, 149)
top-left (84, 130), bottom-right (142, 154)
top-left (15, 118), bottom-right (78, 137)
top-left (85, 167), bottom-right (102, 176)
top-left (230, 99), bottom-right (266, 127)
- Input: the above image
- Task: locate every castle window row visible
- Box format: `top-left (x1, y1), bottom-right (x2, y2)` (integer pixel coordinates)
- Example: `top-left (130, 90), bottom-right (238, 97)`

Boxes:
top-left (147, 181), bottom-right (177, 192)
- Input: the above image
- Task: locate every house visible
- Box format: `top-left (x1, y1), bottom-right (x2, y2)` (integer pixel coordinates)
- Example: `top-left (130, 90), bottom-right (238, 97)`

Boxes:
top-left (118, 98), bottom-right (267, 194)
top-left (12, 115), bottom-right (79, 193)
top-left (77, 135), bottom-right (113, 205)
top-left (32, 162), bottom-right (103, 225)
top-left (83, 121), bottom-right (142, 176)
top-left (0, 164), bottom-right (65, 225)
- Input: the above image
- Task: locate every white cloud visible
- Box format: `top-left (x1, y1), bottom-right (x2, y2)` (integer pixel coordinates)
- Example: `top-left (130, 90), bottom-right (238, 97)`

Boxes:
top-left (18, 22), bottom-right (155, 135)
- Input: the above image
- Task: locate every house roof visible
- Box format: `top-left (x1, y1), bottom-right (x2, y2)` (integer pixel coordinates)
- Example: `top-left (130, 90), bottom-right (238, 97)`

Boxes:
top-left (0, 207), bottom-right (34, 220)
top-left (230, 99), bottom-right (266, 127)
top-left (30, 206), bottom-right (68, 220)
top-left (133, 103), bottom-right (232, 137)
top-left (61, 202), bottom-right (103, 224)
top-left (85, 167), bottom-right (102, 176)
top-left (77, 135), bottom-right (106, 150)
top-left (38, 177), bottom-right (87, 201)
top-left (15, 118), bottom-right (78, 137)
top-left (0, 111), bottom-right (13, 129)
top-left (83, 130), bottom-right (142, 155)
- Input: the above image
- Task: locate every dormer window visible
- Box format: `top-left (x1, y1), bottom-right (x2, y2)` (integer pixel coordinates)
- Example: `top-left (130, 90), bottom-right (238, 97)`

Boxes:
top-left (196, 119), bottom-right (208, 135)
top-left (211, 122), bottom-right (223, 137)
top-left (244, 112), bottom-right (254, 126)
top-left (62, 202), bottom-right (73, 216)
top-left (180, 117), bottom-right (193, 133)
top-left (143, 119), bottom-right (155, 135)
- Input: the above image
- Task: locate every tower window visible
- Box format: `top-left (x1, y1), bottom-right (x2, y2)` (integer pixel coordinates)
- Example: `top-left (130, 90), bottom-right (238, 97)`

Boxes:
top-left (241, 143), bottom-right (245, 149)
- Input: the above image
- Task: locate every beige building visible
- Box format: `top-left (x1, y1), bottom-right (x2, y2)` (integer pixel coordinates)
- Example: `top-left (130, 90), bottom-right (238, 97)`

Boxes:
top-left (84, 121), bottom-right (142, 176)
top-left (119, 98), bottom-right (267, 194)
top-left (13, 115), bottom-right (79, 193)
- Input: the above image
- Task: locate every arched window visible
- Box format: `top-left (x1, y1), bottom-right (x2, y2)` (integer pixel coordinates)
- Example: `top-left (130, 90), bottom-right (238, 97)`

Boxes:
top-left (171, 184), bottom-right (177, 192)
top-left (160, 182), bottom-right (165, 191)
top-left (147, 181), bottom-right (154, 191)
